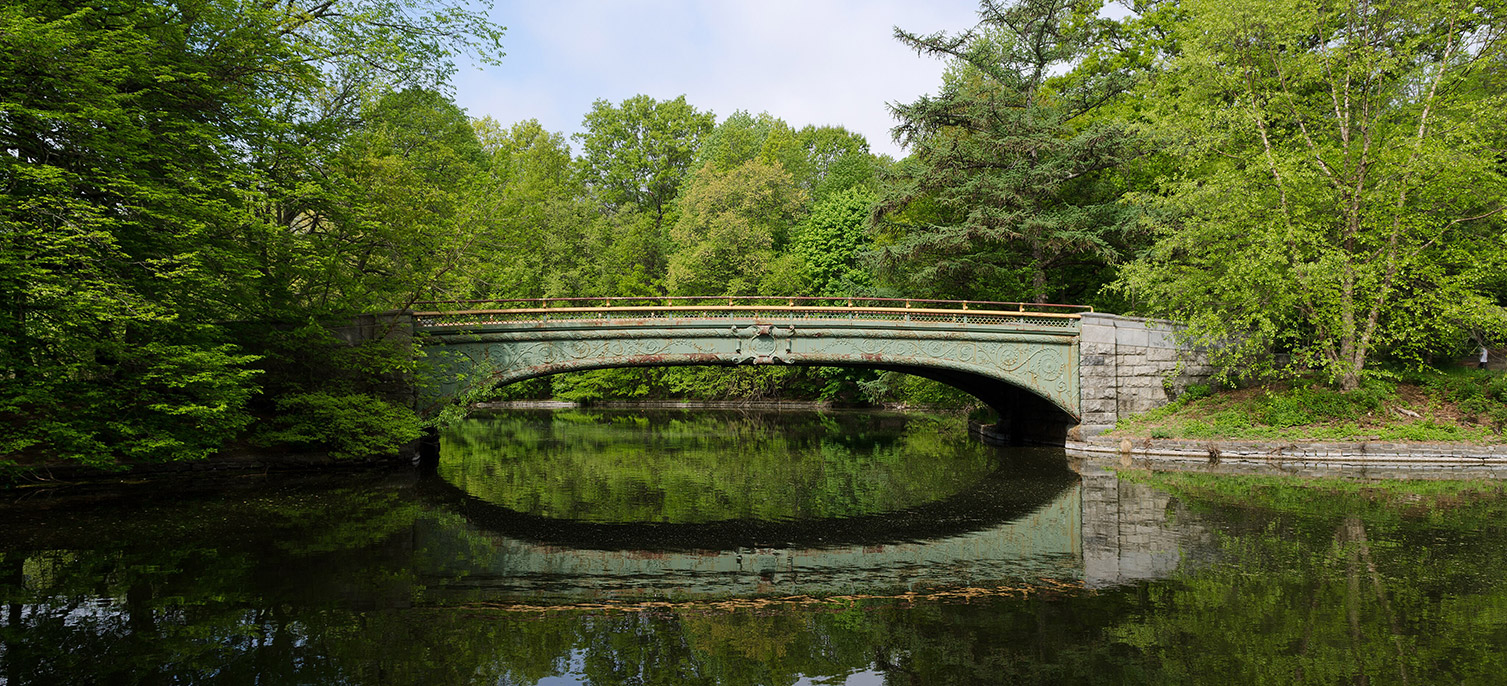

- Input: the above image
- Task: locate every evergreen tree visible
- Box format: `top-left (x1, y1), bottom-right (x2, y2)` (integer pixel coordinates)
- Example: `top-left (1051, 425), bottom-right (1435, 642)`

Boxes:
top-left (875, 0), bottom-right (1144, 305)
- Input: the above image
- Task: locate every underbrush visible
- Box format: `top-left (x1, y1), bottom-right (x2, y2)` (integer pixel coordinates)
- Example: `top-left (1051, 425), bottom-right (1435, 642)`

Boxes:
top-left (1111, 368), bottom-right (1506, 443)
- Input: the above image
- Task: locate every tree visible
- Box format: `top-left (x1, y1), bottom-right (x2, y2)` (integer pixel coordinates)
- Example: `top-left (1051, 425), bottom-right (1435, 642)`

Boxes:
top-left (1116, 0), bottom-right (1507, 389)
top-left (874, 0), bottom-right (1144, 304)
top-left (574, 95), bottom-right (715, 228)
top-left (791, 187), bottom-right (878, 296)
top-left (697, 112), bottom-right (880, 202)
top-left (466, 118), bottom-right (595, 299)
top-left (0, 0), bottom-right (503, 465)
top-left (665, 160), bottom-right (808, 296)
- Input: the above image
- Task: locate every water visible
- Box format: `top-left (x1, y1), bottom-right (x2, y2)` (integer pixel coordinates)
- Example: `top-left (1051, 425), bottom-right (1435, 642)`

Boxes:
top-left (2, 409), bottom-right (1506, 684)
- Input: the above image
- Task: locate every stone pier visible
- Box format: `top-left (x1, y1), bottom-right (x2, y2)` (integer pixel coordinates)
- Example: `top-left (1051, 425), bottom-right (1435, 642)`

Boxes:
top-left (1075, 313), bottom-right (1216, 439)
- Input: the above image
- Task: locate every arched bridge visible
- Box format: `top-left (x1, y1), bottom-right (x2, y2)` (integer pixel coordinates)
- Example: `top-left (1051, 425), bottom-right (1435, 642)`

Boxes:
top-left (401, 296), bottom-right (1211, 439)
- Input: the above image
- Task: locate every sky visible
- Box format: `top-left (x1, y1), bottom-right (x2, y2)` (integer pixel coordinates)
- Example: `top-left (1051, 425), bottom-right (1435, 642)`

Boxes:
top-left (448, 0), bottom-right (988, 160)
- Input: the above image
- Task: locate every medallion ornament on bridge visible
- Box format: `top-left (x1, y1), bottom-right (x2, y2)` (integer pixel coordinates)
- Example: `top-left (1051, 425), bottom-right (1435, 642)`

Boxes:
top-left (733, 324), bottom-right (794, 364)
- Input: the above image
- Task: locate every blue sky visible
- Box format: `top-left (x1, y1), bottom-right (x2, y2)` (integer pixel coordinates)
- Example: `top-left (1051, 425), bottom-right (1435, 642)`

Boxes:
top-left (448, 0), bottom-right (987, 159)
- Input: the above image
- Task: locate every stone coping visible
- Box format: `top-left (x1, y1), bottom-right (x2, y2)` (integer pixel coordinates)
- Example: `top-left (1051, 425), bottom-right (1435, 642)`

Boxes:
top-left (1065, 435), bottom-right (1507, 474)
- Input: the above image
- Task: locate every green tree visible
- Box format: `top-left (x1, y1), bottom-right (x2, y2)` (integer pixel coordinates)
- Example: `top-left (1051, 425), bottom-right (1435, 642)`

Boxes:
top-left (1116, 0), bottom-right (1507, 389)
top-left (467, 118), bottom-right (595, 299)
top-left (0, 0), bottom-right (502, 465)
top-left (574, 94), bottom-right (715, 228)
top-left (875, 0), bottom-right (1144, 304)
top-left (665, 160), bottom-right (808, 295)
top-left (329, 88), bottom-right (490, 308)
top-left (696, 112), bottom-right (880, 202)
top-left (0, 1), bottom-right (280, 463)
top-left (791, 186), bottom-right (878, 296)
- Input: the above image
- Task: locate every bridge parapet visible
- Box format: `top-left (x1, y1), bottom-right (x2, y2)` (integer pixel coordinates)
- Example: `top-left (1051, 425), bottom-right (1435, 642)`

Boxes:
top-left (413, 296), bottom-right (1087, 329)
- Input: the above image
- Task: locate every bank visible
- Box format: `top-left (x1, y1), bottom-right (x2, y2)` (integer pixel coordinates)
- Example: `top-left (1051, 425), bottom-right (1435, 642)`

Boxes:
top-left (1064, 373), bottom-right (1507, 477)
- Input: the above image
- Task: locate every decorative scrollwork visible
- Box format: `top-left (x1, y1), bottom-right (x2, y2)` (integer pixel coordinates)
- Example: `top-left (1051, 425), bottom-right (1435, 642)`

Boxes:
top-left (423, 318), bottom-right (1081, 417)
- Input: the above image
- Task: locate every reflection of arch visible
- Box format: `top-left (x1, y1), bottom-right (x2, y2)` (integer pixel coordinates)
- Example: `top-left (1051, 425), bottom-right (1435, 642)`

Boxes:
top-left (417, 317), bottom-right (1081, 433)
top-left (414, 448), bottom-right (1079, 552)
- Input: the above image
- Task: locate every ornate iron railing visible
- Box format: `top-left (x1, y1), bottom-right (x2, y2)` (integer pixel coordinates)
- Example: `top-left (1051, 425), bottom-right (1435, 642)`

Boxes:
top-left (412, 296), bottom-right (1089, 330)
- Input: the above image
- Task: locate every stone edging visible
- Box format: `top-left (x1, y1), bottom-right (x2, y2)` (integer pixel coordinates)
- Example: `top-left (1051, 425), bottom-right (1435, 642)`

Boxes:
top-left (1065, 435), bottom-right (1507, 471)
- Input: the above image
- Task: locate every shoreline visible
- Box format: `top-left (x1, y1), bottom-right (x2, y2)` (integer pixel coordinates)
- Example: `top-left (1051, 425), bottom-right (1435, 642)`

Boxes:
top-left (2, 451), bottom-right (411, 489)
top-left (1063, 435), bottom-right (1507, 477)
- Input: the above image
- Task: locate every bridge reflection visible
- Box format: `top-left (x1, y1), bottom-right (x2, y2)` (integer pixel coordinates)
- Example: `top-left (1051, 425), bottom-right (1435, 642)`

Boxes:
top-left (410, 452), bottom-right (1210, 600)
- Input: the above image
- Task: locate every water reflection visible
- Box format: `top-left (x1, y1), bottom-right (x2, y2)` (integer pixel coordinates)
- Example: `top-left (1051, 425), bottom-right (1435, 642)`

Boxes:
top-left (2, 411), bottom-right (1506, 684)
top-left (439, 410), bottom-right (1003, 524)
top-left (426, 410), bottom-right (1098, 600)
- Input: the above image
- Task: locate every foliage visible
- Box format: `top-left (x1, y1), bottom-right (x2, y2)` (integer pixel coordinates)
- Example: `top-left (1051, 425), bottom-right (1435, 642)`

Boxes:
top-left (254, 392), bottom-right (422, 459)
top-left (858, 372), bottom-right (984, 410)
top-left (0, 1), bottom-right (275, 464)
top-left (874, 0), bottom-right (1147, 305)
top-left (574, 94), bottom-right (715, 227)
top-left (466, 118), bottom-right (595, 299)
top-left (790, 187), bottom-right (877, 296)
top-left (1405, 368), bottom-right (1507, 434)
top-left (0, 0), bottom-right (502, 465)
top-left (1116, 0), bottom-right (1507, 389)
top-left (695, 111), bottom-right (881, 201)
top-left (666, 160), bottom-right (809, 295)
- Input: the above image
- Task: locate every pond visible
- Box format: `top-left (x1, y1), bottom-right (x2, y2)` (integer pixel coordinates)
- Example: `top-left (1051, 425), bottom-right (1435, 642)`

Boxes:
top-left (2, 409), bottom-right (1505, 684)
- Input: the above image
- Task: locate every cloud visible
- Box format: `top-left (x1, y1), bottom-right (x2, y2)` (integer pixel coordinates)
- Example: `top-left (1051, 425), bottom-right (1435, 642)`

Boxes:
top-left (452, 0), bottom-right (982, 158)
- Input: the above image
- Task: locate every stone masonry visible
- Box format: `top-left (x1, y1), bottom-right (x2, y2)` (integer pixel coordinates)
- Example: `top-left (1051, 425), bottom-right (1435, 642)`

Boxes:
top-left (1076, 313), bottom-right (1216, 438)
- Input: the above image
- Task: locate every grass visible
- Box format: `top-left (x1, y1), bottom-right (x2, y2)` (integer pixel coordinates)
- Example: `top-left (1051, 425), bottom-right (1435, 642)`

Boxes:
top-left (1109, 367), bottom-right (1507, 443)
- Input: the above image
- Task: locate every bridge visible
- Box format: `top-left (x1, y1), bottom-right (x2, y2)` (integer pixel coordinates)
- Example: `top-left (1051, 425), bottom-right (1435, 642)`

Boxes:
top-left (402, 297), bottom-right (1211, 440)
top-left (374, 296), bottom-right (1212, 441)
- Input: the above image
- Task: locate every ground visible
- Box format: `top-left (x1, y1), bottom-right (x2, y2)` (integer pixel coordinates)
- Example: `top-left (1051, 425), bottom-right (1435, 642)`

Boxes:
top-left (1108, 368), bottom-right (1507, 444)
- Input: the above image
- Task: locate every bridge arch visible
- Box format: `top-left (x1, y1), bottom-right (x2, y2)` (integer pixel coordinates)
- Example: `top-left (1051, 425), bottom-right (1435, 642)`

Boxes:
top-left (414, 297), bottom-right (1084, 437)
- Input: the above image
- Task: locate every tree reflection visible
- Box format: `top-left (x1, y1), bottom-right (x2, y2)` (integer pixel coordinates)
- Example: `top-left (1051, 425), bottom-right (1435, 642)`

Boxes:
top-left (439, 410), bottom-right (997, 523)
top-left (5, 436), bottom-right (1507, 684)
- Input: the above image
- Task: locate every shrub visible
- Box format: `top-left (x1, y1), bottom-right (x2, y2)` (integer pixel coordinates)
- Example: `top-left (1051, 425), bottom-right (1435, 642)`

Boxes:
top-left (1257, 383), bottom-right (1387, 427)
top-left (256, 393), bottom-right (422, 459)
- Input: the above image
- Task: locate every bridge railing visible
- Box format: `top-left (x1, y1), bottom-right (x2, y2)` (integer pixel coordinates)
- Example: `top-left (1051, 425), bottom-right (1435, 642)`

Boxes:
top-left (412, 296), bottom-right (1089, 330)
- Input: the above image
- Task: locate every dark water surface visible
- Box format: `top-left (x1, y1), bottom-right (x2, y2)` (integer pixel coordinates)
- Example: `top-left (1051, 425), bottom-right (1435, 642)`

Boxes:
top-left (3, 409), bottom-right (1507, 684)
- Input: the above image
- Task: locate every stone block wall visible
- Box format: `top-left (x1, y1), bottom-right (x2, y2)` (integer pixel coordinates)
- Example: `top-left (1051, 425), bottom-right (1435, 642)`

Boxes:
top-left (1077, 313), bottom-right (1215, 438)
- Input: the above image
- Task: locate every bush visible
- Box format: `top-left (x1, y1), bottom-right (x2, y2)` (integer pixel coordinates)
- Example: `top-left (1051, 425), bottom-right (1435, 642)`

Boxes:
top-left (1417, 370), bottom-right (1507, 433)
top-left (1257, 383), bottom-right (1387, 428)
top-left (255, 393), bottom-right (422, 459)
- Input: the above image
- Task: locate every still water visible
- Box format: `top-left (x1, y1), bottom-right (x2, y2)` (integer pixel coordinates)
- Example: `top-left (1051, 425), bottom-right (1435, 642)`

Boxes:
top-left (2, 409), bottom-right (1506, 684)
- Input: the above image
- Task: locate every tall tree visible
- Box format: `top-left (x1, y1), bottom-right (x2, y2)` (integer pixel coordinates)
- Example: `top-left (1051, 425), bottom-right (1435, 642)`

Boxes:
top-left (0, 0), bottom-right (502, 464)
top-left (1116, 0), bottom-right (1507, 389)
top-left (696, 112), bottom-right (880, 201)
top-left (874, 0), bottom-right (1144, 304)
top-left (791, 187), bottom-right (878, 296)
top-left (573, 95), bottom-right (715, 228)
top-left (467, 118), bottom-right (595, 299)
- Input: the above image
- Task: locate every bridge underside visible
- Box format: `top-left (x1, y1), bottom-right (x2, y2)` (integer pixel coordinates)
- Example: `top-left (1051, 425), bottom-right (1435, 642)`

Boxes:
top-left (417, 316), bottom-right (1080, 439)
